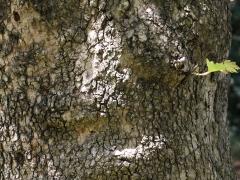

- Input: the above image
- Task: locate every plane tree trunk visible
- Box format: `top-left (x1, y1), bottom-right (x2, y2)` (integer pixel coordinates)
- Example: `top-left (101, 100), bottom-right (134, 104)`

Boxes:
top-left (0, 0), bottom-right (233, 179)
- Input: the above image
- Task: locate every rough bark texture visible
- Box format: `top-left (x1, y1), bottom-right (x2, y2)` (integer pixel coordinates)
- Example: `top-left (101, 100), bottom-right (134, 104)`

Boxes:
top-left (0, 0), bottom-right (233, 179)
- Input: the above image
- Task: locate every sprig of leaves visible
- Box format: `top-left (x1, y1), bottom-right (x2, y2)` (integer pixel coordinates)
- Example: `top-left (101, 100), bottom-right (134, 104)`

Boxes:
top-left (193, 59), bottom-right (240, 76)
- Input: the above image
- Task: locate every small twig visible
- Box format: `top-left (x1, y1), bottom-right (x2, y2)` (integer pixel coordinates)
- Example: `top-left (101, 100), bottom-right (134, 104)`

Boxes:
top-left (192, 71), bottom-right (211, 76)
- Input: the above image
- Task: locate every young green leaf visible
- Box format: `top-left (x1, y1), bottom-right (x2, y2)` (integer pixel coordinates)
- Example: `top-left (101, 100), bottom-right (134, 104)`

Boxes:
top-left (207, 59), bottom-right (240, 73)
top-left (193, 59), bottom-right (240, 76)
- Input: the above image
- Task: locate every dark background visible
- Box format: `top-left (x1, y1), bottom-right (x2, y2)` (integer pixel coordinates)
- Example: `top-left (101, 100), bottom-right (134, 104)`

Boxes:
top-left (229, 0), bottom-right (240, 176)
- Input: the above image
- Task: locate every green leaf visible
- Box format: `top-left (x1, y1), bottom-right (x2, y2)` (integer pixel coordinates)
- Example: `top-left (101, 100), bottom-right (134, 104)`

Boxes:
top-left (206, 59), bottom-right (240, 74)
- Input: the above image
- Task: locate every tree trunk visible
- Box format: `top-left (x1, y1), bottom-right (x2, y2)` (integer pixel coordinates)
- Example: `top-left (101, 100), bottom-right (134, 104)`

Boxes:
top-left (0, 0), bottom-right (234, 179)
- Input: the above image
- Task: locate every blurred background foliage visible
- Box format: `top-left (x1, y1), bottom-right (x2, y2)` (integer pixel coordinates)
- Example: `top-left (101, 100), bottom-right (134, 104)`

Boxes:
top-left (229, 0), bottom-right (240, 162)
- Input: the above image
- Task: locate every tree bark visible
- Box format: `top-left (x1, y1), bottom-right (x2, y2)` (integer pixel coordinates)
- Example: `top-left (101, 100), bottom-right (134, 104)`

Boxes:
top-left (0, 0), bottom-right (234, 179)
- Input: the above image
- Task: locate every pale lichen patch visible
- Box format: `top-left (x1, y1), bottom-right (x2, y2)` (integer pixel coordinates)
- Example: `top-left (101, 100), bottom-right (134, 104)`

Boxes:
top-left (113, 135), bottom-right (166, 161)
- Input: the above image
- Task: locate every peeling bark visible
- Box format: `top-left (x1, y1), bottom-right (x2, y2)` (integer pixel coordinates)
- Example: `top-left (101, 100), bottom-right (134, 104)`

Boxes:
top-left (0, 0), bottom-right (234, 179)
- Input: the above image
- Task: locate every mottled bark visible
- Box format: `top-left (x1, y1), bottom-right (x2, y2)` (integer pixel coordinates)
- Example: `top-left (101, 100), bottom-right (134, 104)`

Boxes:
top-left (0, 0), bottom-right (233, 179)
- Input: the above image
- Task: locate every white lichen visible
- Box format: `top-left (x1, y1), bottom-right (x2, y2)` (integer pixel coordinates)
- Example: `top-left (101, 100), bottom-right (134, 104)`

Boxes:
top-left (9, 125), bottom-right (18, 142)
top-left (76, 15), bottom-right (131, 106)
top-left (113, 135), bottom-right (166, 160)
